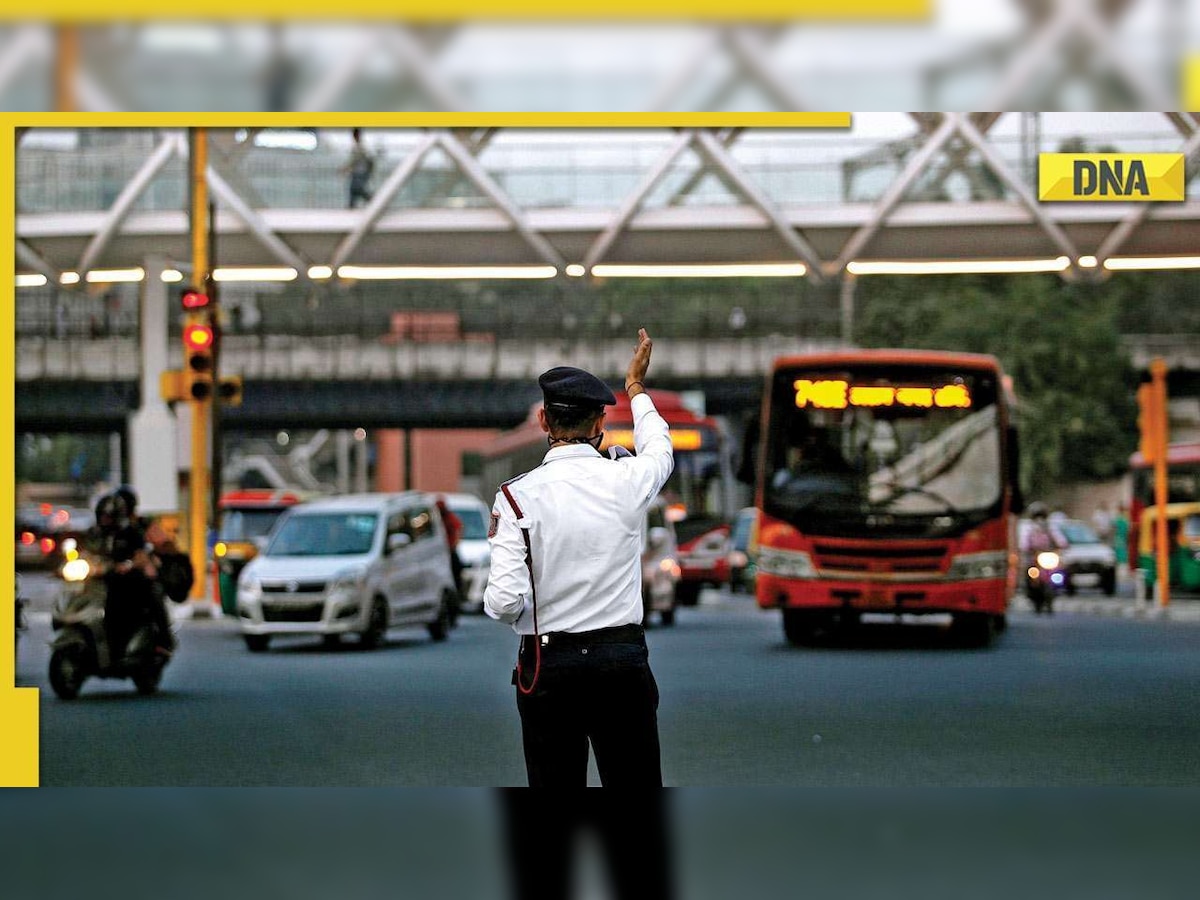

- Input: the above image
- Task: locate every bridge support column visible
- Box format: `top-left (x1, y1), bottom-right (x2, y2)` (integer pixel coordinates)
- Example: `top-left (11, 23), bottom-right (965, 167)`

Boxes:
top-left (128, 255), bottom-right (179, 516)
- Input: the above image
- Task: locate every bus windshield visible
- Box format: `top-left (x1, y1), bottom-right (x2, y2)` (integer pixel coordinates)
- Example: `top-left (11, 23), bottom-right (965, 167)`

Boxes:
top-left (764, 365), bottom-right (1002, 538)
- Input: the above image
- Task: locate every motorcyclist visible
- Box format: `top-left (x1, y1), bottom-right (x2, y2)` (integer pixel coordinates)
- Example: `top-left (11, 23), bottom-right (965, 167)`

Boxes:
top-left (85, 490), bottom-right (173, 661)
top-left (1021, 502), bottom-right (1066, 555)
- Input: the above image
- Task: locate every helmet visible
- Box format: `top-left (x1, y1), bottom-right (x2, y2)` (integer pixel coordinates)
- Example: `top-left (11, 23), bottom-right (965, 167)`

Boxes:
top-left (94, 493), bottom-right (122, 528)
top-left (1027, 501), bottom-right (1049, 519)
top-left (113, 485), bottom-right (138, 516)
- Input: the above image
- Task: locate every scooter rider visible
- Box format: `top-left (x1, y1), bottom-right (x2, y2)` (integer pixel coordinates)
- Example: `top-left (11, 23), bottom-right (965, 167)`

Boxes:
top-left (86, 491), bottom-right (172, 661)
top-left (1021, 502), bottom-right (1066, 555)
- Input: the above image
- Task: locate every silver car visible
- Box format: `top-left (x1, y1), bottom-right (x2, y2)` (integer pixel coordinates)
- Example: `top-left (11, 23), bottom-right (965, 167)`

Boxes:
top-left (236, 492), bottom-right (459, 652)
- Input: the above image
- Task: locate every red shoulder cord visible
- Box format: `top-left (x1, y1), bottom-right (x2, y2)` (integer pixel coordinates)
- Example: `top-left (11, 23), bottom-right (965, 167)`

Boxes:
top-left (500, 482), bottom-right (540, 695)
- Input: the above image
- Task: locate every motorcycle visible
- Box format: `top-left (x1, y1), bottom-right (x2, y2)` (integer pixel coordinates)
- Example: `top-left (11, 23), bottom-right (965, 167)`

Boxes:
top-left (49, 550), bottom-right (175, 700)
top-left (1023, 548), bottom-right (1065, 615)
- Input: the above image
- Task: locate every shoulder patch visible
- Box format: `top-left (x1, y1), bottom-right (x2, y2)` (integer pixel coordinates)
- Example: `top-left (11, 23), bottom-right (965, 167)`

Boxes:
top-left (488, 511), bottom-right (500, 539)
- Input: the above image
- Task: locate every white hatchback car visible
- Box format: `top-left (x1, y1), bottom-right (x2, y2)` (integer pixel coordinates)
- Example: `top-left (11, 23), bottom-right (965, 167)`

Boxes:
top-left (236, 492), bottom-right (459, 652)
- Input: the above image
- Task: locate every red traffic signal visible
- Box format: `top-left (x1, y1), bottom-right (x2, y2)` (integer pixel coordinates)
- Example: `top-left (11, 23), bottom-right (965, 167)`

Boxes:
top-left (183, 323), bottom-right (215, 354)
top-left (181, 288), bottom-right (211, 310)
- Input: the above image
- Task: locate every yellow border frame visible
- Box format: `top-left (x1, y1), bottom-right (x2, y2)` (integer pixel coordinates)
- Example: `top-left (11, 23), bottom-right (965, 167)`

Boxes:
top-left (1, 110), bottom-right (850, 788)
top-left (8, 2), bottom-right (931, 22)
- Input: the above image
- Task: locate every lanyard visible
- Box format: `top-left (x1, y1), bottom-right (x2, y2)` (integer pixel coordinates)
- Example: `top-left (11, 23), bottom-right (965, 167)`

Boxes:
top-left (501, 481), bottom-right (540, 694)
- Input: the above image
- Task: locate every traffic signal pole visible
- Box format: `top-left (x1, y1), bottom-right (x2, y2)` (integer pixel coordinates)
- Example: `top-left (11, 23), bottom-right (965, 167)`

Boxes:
top-left (189, 128), bottom-right (211, 607)
top-left (1150, 359), bottom-right (1170, 608)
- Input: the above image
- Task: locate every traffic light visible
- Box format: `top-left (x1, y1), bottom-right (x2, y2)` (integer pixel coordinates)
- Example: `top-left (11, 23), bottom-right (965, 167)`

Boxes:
top-left (218, 375), bottom-right (243, 407)
top-left (1137, 381), bottom-right (1162, 463)
top-left (180, 286), bottom-right (214, 402)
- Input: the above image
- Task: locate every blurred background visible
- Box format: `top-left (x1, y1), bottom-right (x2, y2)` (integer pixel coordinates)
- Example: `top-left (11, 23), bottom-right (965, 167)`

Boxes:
top-left (0, 0), bottom-right (1197, 112)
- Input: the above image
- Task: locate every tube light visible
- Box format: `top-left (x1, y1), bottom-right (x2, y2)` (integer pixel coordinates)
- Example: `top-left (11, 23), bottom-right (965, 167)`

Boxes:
top-left (1103, 256), bottom-right (1200, 271)
top-left (60, 272), bottom-right (81, 285)
top-left (1077, 255), bottom-right (1098, 268)
top-left (307, 266), bottom-right (334, 280)
top-left (16, 273), bottom-right (48, 288)
top-left (590, 263), bottom-right (806, 278)
top-left (846, 258), bottom-right (1071, 276)
top-left (213, 267), bottom-right (298, 282)
top-left (161, 269), bottom-right (184, 283)
top-left (86, 267), bottom-right (145, 283)
top-left (336, 265), bottom-right (558, 280)
top-left (565, 264), bottom-right (587, 277)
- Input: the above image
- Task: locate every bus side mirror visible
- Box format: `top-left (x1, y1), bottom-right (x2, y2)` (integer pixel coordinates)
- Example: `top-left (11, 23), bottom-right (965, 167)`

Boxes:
top-left (1007, 426), bottom-right (1025, 515)
top-left (736, 418), bottom-right (760, 486)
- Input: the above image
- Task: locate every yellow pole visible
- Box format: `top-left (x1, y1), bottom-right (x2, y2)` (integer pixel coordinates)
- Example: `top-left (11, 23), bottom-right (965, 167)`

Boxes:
top-left (54, 26), bottom-right (78, 112)
top-left (189, 129), bottom-right (211, 605)
top-left (1151, 358), bottom-right (1169, 608)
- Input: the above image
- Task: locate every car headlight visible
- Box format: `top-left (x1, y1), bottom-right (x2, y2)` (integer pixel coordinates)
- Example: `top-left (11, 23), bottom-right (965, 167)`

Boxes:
top-left (728, 550), bottom-right (749, 568)
top-left (331, 568), bottom-right (367, 593)
top-left (756, 547), bottom-right (817, 579)
top-left (238, 573), bottom-right (261, 597)
top-left (1036, 551), bottom-right (1060, 570)
top-left (946, 551), bottom-right (1007, 581)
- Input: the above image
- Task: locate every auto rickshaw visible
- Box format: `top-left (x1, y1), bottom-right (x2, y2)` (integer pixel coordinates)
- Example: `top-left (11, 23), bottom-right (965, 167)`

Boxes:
top-left (1138, 501), bottom-right (1200, 592)
top-left (213, 489), bottom-right (310, 614)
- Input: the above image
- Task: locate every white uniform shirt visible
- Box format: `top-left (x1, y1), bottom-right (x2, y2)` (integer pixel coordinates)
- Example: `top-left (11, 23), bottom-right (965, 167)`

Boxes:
top-left (484, 392), bottom-right (674, 634)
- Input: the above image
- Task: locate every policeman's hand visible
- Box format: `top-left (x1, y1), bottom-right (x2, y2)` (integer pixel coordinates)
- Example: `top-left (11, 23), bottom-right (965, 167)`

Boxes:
top-left (626, 328), bottom-right (653, 395)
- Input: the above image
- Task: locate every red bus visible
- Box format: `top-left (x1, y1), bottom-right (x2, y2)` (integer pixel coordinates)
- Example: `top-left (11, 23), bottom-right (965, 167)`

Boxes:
top-left (1128, 441), bottom-right (1200, 555)
top-left (750, 350), bottom-right (1021, 646)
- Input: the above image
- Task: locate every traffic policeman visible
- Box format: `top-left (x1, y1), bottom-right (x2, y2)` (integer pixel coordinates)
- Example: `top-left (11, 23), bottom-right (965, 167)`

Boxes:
top-left (484, 328), bottom-right (674, 787)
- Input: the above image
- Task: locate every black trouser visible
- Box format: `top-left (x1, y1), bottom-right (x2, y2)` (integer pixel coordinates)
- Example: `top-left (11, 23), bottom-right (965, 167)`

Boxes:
top-left (501, 790), bottom-right (674, 900)
top-left (515, 624), bottom-right (662, 788)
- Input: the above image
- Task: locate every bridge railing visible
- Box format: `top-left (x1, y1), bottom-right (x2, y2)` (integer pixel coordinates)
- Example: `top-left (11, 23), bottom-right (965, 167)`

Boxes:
top-left (20, 130), bottom-right (1193, 215)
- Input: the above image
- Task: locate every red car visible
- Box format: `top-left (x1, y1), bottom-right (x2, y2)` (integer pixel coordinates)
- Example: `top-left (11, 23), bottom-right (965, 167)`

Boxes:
top-left (672, 517), bottom-right (731, 606)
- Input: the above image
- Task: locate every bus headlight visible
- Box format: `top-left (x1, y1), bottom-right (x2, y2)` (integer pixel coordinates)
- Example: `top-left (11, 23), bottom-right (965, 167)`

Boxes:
top-left (946, 551), bottom-right (1007, 580)
top-left (756, 548), bottom-right (818, 579)
top-left (1036, 551), bottom-right (1060, 570)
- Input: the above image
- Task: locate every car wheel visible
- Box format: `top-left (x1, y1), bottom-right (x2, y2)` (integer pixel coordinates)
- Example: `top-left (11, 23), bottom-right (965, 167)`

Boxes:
top-left (428, 591), bottom-right (454, 642)
top-left (660, 607), bottom-right (676, 627)
top-left (359, 597), bottom-right (388, 650)
top-left (1101, 568), bottom-right (1117, 596)
top-left (323, 634), bottom-right (342, 650)
top-left (243, 634), bottom-right (270, 653)
top-left (1064, 575), bottom-right (1076, 596)
top-left (674, 583), bottom-right (701, 607)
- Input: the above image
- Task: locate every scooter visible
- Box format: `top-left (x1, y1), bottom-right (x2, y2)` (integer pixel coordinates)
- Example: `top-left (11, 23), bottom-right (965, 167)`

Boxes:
top-left (49, 554), bottom-right (173, 700)
top-left (1023, 549), bottom-right (1065, 615)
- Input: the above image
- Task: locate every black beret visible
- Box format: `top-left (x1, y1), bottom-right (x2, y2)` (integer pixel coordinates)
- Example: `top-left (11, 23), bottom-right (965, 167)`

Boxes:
top-left (538, 366), bottom-right (617, 408)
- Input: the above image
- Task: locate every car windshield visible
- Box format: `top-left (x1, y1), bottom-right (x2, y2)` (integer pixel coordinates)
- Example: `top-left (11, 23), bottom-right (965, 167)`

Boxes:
top-left (266, 512), bottom-right (378, 557)
top-left (1059, 521), bottom-right (1100, 544)
top-left (451, 506), bottom-right (488, 540)
top-left (220, 508), bottom-right (289, 541)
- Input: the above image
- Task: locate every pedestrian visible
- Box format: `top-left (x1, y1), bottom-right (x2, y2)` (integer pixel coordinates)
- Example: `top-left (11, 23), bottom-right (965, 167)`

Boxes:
top-left (342, 128), bottom-right (375, 208)
top-left (1091, 501), bottom-right (1114, 544)
top-left (435, 495), bottom-right (465, 601)
top-left (484, 328), bottom-right (674, 787)
top-left (1113, 501), bottom-right (1131, 574)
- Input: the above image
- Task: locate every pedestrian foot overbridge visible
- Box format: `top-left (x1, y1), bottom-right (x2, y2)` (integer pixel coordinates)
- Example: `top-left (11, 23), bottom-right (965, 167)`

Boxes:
top-left (16, 114), bottom-right (1200, 283)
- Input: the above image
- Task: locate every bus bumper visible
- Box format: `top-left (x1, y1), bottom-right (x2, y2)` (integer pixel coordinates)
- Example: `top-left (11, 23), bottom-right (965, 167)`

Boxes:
top-left (756, 574), bottom-right (1008, 617)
